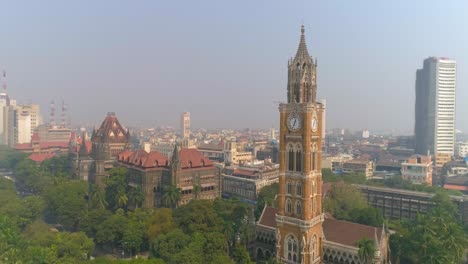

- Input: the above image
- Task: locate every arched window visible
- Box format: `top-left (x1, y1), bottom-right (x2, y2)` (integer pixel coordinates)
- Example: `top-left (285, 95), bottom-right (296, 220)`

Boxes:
top-left (285, 235), bottom-right (299, 262)
top-left (287, 181), bottom-right (293, 195)
top-left (311, 143), bottom-right (317, 171)
top-left (295, 144), bottom-right (302, 172)
top-left (296, 182), bottom-right (302, 197)
top-left (312, 235), bottom-right (317, 261)
top-left (296, 201), bottom-right (302, 215)
top-left (288, 144), bottom-right (294, 171)
top-left (286, 199), bottom-right (292, 214)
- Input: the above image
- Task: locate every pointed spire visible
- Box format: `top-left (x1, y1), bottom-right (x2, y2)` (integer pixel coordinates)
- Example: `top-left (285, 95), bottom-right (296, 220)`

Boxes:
top-left (294, 25), bottom-right (312, 63)
top-left (171, 142), bottom-right (181, 170)
top-left (79, 132), bottom-right (89, 157)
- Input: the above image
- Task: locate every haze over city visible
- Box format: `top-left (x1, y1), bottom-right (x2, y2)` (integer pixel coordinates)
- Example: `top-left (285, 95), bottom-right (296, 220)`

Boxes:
top-left (1, 1), bottom-right (467, 132)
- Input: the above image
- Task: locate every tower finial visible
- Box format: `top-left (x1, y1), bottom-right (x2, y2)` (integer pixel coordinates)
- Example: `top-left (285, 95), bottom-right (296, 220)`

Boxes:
top-left (301, 24), bottom-right (305, 35)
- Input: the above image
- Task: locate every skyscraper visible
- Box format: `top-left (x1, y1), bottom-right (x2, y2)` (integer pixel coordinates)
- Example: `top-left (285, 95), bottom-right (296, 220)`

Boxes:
top-left (415, 57), bottom-right (456, 159)
top-left (181, 112), bottom-right (190, 139)
top-left (276, 25), bottom-right (324, 264)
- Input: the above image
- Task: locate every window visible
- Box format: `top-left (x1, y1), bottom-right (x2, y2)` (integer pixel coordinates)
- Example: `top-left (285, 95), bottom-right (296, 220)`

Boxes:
top-left (286, 199), bottom-right (292, 214)
top-left (285, 235), bottom-right (298, 262)
top-left (296, 201), bottom-right (302, 215)
top-left (287, 181), bottom-right (293, 194)
top-left (296, 182), bottom-right (302, 197)
top-left (288, 148), bottom-right (294, 171)
top-left (295, 149), bottom-right (302, 172)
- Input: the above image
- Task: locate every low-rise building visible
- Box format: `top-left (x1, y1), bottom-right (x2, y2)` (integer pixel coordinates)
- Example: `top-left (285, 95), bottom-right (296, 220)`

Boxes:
top-left (401, 155), bottom-right (433, 185)
top-left (221, 163), bottom-right (279, 203)
top-left (334, 158), bottom-right (374, 178)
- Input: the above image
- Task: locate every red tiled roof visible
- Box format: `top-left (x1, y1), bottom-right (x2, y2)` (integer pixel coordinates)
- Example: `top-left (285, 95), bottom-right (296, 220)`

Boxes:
top-left (15, 143), bottom-right (32, 150)
top-left (233, 169), bottom-right (257, 177)
top-left (323, 216), bottom-right (382, 247)
top-left (144, 151), bottom-right (168, 167)
top-left (28, 153), bottom-right (56, 163)
top-left (179, 148), bottom-right (213, 168)
top-left (92, 113), bottom-right (129, 144)
top-left (444, 184), bottom-right (468, 191)
top-left (119, 149), bottom-right (168, 168)
top-left (39, 142), bottom-right (69, 149)
top-left (258, 207), bottom-right (383, 248)
top-left (258, 206), bottom-right (278, 229)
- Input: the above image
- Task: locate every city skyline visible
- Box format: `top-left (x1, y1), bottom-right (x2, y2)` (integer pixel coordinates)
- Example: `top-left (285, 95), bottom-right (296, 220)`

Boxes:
top-left (1, 1), bottom-right (467, 132)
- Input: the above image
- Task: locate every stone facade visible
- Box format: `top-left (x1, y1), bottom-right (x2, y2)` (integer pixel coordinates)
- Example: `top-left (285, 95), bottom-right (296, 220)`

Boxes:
top-left (221, 163), bottom-right (279, 203)
top-left (73, 112), bottom-right (131, 185)
top-left (118, 146), bottom-right (220, 208)
top-left (276, 25), bottom-right (324, 264)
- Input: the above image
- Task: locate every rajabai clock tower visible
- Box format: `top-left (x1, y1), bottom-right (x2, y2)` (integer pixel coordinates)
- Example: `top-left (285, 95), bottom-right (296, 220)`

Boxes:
top-left (276, 25), bottom-right (324, 264)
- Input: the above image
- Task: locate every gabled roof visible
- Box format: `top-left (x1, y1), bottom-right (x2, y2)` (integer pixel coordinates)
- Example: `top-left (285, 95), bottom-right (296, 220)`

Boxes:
top-left (92, 112), bottom-right (129, 144)
top-left (258, 206), bottom-right (384, 248)
top-left (178, 148), bottom-right (213, 168)
top-left (118, 149), bottom-right (168, 169)
top-left (28, 153), bottom-right (56, 163)
top-left (323, 216), bottom-right (383, 248)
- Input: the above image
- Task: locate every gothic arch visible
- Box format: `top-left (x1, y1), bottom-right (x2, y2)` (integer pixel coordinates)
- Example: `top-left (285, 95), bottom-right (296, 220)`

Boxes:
top-left (284, 234), bottom-right (299, 263)
top-left (295, 200), bottom-right (302, 215)
top-left (286, 198), bottom-right (292, 214)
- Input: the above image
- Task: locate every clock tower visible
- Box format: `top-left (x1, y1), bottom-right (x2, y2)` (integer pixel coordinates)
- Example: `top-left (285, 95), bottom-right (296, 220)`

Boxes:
top-left (276, 25), bottom-right (324, 264)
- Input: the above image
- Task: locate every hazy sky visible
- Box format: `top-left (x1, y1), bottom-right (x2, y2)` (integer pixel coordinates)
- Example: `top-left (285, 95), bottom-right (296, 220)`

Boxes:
top-left (1, 1), bottom-right (467, 133)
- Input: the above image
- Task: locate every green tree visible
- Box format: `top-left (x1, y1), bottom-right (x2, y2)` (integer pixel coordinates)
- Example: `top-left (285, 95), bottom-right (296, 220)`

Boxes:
top-left (323, 183), bottom-right (367, 220)
top-left (147, 208), bottom-right (176, 242)
top-left (255, 183), bottom-right (279, 220)
top-left (56, 231), bottom-right (94, 260)
top-left (44, 180), bottom-right (88, 231)
top-left (192, 184), bottom-right (201, 200)
top-left (357, 238), bottom-right (376, 264)
top-left (128, 186), bottom-right (145, 209)
top-left (349, 207), bottom-right (384, 227)
top-left (104, 167), bottom-right (128, 210)
top-left (232, 243), bottom-right (253, 264)
top-left (150, 228), bottom-right (191, 261)
top-left (162, 185), bottom-right (181, 208)
top-left (88, 184), bottom-right (108, 210)
top-left (174, 200), bottom-right (223, 234)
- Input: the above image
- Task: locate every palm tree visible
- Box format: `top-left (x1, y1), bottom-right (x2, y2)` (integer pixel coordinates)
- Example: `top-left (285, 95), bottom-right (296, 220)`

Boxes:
top-left (193, 184), bottom-right (201, 200)
top-left (358, 238), bottom-right (376, 264)
top-left (128, 187), bottom-right (145, 209)
top-left (117, 191), bottom-right (128, 209)
top-left (162, 185), bottom-right (181, 208)
top-left (89, 184), bottom-right (107, 210)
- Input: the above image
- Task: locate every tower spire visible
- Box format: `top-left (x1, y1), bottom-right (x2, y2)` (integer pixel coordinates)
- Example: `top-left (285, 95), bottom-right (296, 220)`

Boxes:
top-left (294, 25), bottom-right (312, 63)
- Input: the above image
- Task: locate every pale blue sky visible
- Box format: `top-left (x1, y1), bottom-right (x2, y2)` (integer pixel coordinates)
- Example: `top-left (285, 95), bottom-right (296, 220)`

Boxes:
top-left (0, 1), bottom-right (467, 133)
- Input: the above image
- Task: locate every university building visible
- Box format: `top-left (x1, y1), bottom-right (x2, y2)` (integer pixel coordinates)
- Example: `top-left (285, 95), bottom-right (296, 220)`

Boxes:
top-left (118, 145), bottom-right (220, 208)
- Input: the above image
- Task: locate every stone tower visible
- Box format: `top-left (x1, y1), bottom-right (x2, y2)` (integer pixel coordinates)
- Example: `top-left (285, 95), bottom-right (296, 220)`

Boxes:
top-left (90, 112), bottom-right (130, 186)
top-left (276, 25), bottom-right (324, 264)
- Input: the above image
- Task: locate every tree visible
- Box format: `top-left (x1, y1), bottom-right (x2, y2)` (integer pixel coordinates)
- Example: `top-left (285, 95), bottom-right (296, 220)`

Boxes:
top-left (150, 228), bottom-right (191, 261)
top-left (255, 183), bottom-right (278, 220)
top-left (128, 186), bottom-right (145, 209)
top-left (232, 243), bottom-right (253, 264)
top-left (358, 238), bottom-right (376, 264)
top-left (104, 167), bottom-right (128, 210)
top-left (174, 200), bottom-right (223, 234)
top-left (192, 184), bottom-right (201, 200)
top-left (323, 183), bottom-right (367, 220)
top-left (56, 231), bottom-right (94, 260)
top-left (44, 180), bottom-right (88, 231)
top-left (349, 207), bottom-right (384, 227)
top-left (147, 208), bottom-right (176, 242)
top-left (88, 184), bottom-right (108, 210)
top-left (390, 192), bottom-right (468, 263)
top-left (162, 185), bottom-right (181, 208)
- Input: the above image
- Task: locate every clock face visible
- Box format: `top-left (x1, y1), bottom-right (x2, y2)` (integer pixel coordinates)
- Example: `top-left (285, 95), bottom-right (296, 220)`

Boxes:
top-left (287, 114), bottom-right (302, 131)
top-left (311, 117), bottom-right (318, 132)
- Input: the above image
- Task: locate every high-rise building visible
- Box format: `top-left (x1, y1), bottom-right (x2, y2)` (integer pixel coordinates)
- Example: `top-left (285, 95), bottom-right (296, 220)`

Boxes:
top-left (181, 112), bottom-right (190, 139)
top-left (415, 57), bottom-right (456, 158)
top-left (276, 25), bottom-right (324, 264)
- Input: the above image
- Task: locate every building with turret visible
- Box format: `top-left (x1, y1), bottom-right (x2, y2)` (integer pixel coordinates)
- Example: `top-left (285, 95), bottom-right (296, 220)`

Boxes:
top-left (74, 112), bottom-right (130, 185)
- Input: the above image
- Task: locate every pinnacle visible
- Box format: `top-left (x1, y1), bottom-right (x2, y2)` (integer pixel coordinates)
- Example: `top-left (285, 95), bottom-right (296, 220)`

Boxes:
top-left (294, 25), bottom-right (312, 63)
